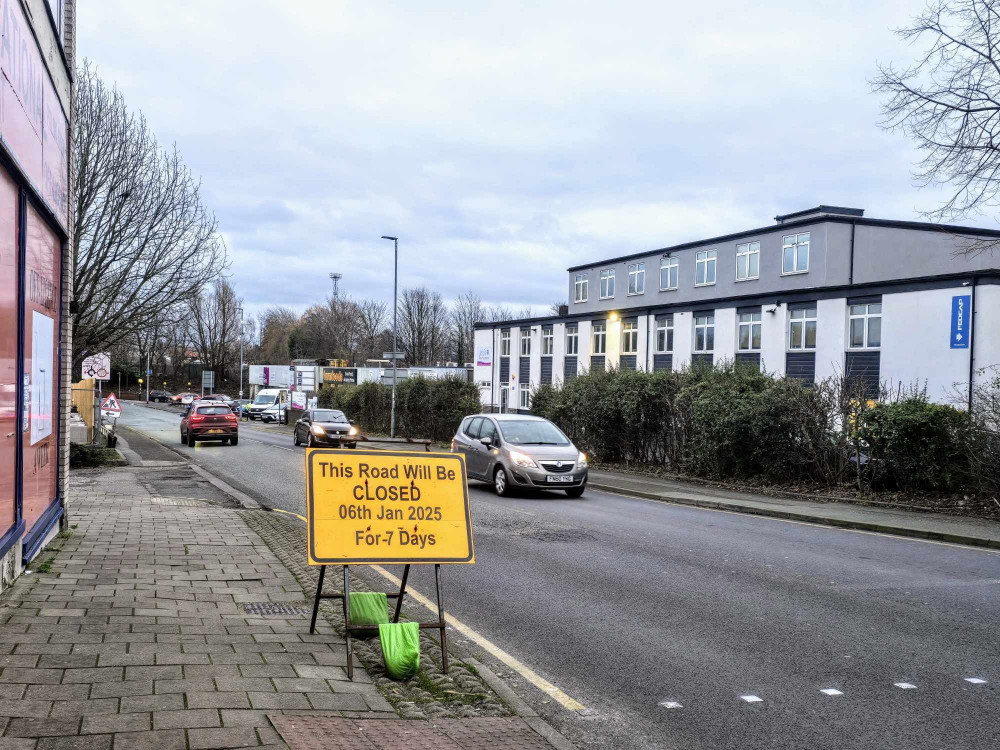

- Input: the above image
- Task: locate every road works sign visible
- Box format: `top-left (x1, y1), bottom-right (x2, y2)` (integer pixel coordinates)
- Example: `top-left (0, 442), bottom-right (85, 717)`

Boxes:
top-left (306, 449), bottom-right (474, 565)
top-left (100, 392), bottom-right (122, 420)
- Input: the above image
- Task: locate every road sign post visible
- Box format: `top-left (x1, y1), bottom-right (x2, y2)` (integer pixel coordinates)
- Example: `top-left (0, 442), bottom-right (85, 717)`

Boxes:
top-left (305, 448), bottom-right (474, 678)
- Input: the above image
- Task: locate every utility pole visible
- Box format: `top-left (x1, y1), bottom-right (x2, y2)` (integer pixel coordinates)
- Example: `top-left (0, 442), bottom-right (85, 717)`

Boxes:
top-left (145, 350), bottom-right (150, 403)
top-left (381, 236), bottom-right (398, 437)
top-left (238, 307), bottom-right (244, 400)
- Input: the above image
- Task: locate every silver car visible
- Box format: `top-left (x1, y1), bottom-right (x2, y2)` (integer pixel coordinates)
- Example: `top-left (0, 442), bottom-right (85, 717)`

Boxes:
top-left (451, 414), bottom-right (588, 497)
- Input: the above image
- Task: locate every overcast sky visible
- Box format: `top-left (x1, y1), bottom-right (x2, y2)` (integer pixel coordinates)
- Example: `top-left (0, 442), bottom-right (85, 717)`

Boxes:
top-left (79, 0), bottom-right (981, 319)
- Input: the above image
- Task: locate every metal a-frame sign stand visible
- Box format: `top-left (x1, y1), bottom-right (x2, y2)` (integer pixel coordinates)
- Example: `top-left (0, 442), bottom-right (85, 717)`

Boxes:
top-left (304, 448), bottom-right (474, 681)
top-left (308, 562), bottom-right (448, 679)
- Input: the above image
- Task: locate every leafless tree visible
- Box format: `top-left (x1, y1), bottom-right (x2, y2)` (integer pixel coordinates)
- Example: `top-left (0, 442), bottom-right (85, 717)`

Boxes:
top-left (258, 307), bottom-right (298, 364)
top-left (187, 279), bottom-right (242, 380)
top-left (356, 298), bottom-right (390, 362)
top-left (451, 292), bottom-right (481, 365)
top-left (874, 0), bottom-right (1000, 254)
top-left (399, 287), bottom-right (451, 365)
top-left (550, 301), bottom-right (567, 315)
top-left (72, 62), bottom-right (226, 367)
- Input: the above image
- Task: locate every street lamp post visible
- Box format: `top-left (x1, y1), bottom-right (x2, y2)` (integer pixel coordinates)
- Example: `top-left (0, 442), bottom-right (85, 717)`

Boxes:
top-left (381, 235), bottom-right (398, 438)
top-left (238, 307), bottom-right (244, 400)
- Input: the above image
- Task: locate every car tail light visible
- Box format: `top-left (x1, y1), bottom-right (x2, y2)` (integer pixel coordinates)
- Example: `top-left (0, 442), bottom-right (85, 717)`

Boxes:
top-left (190, 414), bottom-right (206, 423)
top-left (226, 414), bottom-right (237, 422)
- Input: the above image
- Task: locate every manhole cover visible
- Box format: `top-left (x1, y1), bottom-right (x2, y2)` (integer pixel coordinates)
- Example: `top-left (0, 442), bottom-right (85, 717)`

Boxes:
top-left (241, 602), bottom-right (309, 616)
top-left (521, 528), bottom-right (593, 543)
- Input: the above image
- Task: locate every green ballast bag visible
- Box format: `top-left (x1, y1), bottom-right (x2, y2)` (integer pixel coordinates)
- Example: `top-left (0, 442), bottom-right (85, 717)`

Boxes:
top-left (348, 592), bottom-right (389, 626)
top-left (378, 621), bottom-right (421, 679)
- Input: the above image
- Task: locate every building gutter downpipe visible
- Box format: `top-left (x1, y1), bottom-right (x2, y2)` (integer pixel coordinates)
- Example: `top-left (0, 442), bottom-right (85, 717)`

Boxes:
top-left (968, 274), bottom-right (978, 413)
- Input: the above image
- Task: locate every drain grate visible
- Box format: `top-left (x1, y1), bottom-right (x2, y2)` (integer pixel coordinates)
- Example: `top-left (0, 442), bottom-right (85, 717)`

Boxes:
top-left (240, 602), bottom-right (309, 617)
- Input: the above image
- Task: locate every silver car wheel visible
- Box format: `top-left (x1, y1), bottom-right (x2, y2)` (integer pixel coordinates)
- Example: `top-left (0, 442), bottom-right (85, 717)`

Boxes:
top-left (494, 467), bottom-right (507, 496)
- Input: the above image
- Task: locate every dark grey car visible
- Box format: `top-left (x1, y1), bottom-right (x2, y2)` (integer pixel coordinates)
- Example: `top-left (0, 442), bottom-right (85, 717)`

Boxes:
top-left (451, 414), bottom-right (588, 497)
top-left (293, 409), bottom-right (359, 448)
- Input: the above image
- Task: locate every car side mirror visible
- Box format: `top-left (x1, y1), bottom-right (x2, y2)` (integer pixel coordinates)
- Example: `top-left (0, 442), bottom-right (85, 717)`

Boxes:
top-left (479, 436), bottom-right (492, 447)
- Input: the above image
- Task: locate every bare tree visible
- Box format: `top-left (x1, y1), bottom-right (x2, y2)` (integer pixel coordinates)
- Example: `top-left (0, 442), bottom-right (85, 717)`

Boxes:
top-left (356, 298), bottom-right (390, 362)
top-left (451, 292), bottom-right (481, 365)
top-left (72, 62), bottom-right (226, 367)
top-left (399, 287), bottom-right (451, 365)
top-left (258, 307), bottom-right (298, 364)
top-left (187, 279), bottom-right (242, 381)
top-left (874, 0), bottom-right (1000, 255)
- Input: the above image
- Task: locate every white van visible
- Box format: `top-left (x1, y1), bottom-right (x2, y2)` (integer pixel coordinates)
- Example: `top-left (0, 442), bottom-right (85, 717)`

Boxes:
top-left (247, 388), bottom-right (289, 422)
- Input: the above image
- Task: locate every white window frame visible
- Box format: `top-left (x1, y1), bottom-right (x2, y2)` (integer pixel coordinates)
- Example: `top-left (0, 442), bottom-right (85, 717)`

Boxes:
top-left (655, 315), bottom-right (674, 353)
top-left (621, 320), bottom-right (638, 354)
top-left (566, 325), bottom-right (578, 355)
top-left (574, 274), bottom-right (588, 303)
top-left (695, 250), bottom-right (717, 286)
top-left (848, 302), bottom-right (882, 350)
top-left (592, 322), bottom-right (607, 354)
top-left (542, 326), bottom-right (553, 355)
top-left (782, 233), bottom-right (810, 275)
top-left (627, 263), bottom-right (645, 295)
top-left (735, 241), bottom-right (760, 281)
top-left (500, 330), bottom-right (510, 357)
top-left (788, 306), bottom-right (817, 351)
top-left (600, 269), bottom-right (615, 299)
top-left (737, 311), bottom-right (762, 352)
top-left (519, 383), bottom-right (530, 409)
top-left (660, 256), bottom-right (678, 291)
top-left (693, 313), bottom-right (715, 352)
top-left (520, 328), bottom-right (531, 356)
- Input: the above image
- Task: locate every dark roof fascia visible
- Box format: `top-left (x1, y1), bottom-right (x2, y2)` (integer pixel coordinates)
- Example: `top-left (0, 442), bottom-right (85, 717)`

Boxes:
top-left (566, 215), bottom-right (1000, 273)
top-left (473, 270), bottom-right (1000, 329)
top-left (774, 205), bottom-right (864, 222)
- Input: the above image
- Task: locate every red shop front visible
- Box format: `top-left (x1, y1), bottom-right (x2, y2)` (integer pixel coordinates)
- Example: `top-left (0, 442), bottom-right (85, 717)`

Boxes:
top-left (0, 0), bottom-right (71, 569)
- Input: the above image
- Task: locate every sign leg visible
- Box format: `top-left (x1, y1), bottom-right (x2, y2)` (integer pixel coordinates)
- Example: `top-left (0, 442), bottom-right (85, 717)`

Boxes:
top-left (343, 566), bottom-right (354, 681)
top-left (392, 565), bottom-right (411, 623)
top-left (434, 564), bottom-right (448, 673)
top-left (309, 565), bottom-right (326, 634)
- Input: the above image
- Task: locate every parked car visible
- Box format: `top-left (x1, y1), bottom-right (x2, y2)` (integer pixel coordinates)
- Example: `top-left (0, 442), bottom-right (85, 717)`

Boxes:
top-left (293, 409), bottom-right (359, 448)
top-left (204, 394), bottom-right (232, 402)
top-left (451, 414), bottom-right (587, 497)
top-left (169, 392), bottom-right (195, 404)
top-left (231, 398), bottom-right (251, 416)
top-left (148, 390), bottom-right (172, 403)
top-left (247, 388), bottom-right (289, 422)
top-left (180, 400), bottom-right (239, 447)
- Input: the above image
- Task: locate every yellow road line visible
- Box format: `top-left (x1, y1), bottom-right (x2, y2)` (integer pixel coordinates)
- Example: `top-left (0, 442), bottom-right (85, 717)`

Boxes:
top-left (272, 508), bottom-right (307, 522)
top-left (369, 564), bottom-right (587, 712)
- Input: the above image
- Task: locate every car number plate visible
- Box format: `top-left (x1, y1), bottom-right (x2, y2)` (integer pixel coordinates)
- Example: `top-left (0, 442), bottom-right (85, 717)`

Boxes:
top-left (207, 429), bottom-right (224, 434)
top-left (546, 475), bottom-right (574, 483)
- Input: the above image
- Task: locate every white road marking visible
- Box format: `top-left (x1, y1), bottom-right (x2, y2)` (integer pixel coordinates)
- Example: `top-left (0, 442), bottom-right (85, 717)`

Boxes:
top-left (659, 700), bottom-right (683, 709)
top-left (740, 695), bottom-right (763, 703)
top-left (964, 677), bottom-right (987, 685)
top-left (894, 682), bottom-right (917, 689)
top-left (820, 688), bottom-right (843, 696)
top-left (368, 564), bottom-right (588, 713)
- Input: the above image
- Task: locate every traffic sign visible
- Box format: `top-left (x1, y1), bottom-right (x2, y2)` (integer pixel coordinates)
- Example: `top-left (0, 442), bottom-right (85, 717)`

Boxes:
top-left (82, 353), bottom-right (111, 381)
top-left (146, 368), bottom-right (152, 375)
top-left (382, 352), bottom-right (405, 360)
top-left (100, 392), bottom-right (122, 420)
top-left (201, 371), bottom-right (215, 390)
top-left (306, 449), bottom-right (474, 565)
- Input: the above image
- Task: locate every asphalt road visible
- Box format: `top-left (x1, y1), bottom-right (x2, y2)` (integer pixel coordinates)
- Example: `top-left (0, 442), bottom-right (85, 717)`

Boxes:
top-left (119, 402), bottom-right (1000, 750)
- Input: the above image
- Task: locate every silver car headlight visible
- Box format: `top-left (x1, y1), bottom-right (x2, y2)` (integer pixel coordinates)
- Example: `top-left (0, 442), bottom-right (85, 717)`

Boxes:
top-left (510, 450), bottom-right (538, 469)
top-left (311, 425), bottom-right (326, 436)
top-left (348, 425), bottom-right (358, 436)
top-left (576, 451), bottom-right (588, 469)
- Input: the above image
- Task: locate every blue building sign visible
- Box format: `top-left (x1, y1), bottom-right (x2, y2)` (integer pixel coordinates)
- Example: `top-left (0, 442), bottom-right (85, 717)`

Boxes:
top-left (950, 295), bottom-right (971, 349)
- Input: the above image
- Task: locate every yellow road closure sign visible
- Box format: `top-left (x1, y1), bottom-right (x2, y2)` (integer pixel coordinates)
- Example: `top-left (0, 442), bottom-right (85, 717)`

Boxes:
top-left (306, 448), bottom-right (475, 565)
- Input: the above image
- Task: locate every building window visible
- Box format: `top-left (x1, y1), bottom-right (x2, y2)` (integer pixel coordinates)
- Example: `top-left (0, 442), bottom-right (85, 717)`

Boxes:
top-left (736, 241), bottom-right (760, 281)
top-left (519, 383), bottom-right (530, 409)
top-left (566, 324), bottom-right (578, 355)
top-left (500, 330), bottom-right (510, 356)
top-left (694, 313), bottom-right (715, 352)
top-left (738, 311), bottom-right (762, 351)
top-left (574, 274), bottom-right (588, 303)
top-left (520, 328), bottom-right (532, 356)
top-left (849, 302), bottom-right (881, 349)
top-left (600, 269), bottom-right (615, 299)
top-left (542, 326), bottom-right (553, 355)
top-left (622, 320), bottom-right (638, 353)
top-left (789, 306), bottom-right (817, 350)
top-left (627, 263), bottom-right (645, 295)
top-left (592, 322), bottom-right (606, 354)
top-left (660, 257), bottom-right (678, 290)
top-left (695, 250), bottom-right (717, 286)
top-left (655, 315), bottom-right (674, 353)
top-left (782, 233), bottom-right (810, 274)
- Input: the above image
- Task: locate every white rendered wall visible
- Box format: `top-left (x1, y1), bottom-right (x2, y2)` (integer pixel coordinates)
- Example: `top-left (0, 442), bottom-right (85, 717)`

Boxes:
top-left (605, 317), bottom-right (621, 370)
top-left (637, 313), bottom-right (649, 370)
top-left (528, 325), bottom-right (541, 391)
top-left (760, 304), bottom-right (786, 375)
top-left (974, 285), bottom-right (1000, 379)
top-left (673, 311), bottom-right (693, 370)
top-left (814, 298), bottom-right (846, 382)
top-left (714, 307), bottom-right (737, 365)
top-left (577, 320), bottom-right (592, 374)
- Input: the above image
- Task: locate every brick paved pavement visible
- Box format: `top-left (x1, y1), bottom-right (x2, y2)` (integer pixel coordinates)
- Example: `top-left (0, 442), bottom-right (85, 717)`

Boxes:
top-left (0, 493), bottom-right (393, 749)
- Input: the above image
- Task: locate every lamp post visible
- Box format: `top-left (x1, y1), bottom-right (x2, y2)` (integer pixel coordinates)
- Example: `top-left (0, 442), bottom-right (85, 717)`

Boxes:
top-left (380, 235), bottom-right (398, 438)
top-left (237, 307), bottom-right (244, 400)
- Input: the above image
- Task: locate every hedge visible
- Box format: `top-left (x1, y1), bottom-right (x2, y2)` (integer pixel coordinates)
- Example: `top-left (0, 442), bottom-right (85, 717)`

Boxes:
top-left (317, 378), bottom-right (481, 442)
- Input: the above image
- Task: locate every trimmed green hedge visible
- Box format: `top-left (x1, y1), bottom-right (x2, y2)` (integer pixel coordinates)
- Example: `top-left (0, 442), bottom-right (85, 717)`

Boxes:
top-left (317, 378), bottom-right (481, 442)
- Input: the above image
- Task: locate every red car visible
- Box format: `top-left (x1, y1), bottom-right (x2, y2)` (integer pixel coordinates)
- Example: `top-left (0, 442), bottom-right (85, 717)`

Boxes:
top-left (180, 401), bottom-right (239, 446)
